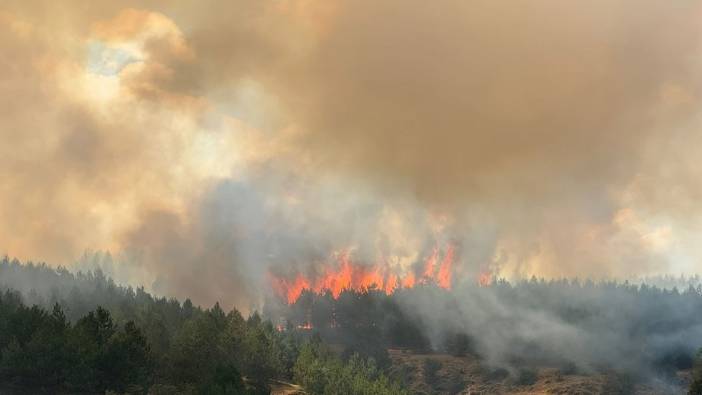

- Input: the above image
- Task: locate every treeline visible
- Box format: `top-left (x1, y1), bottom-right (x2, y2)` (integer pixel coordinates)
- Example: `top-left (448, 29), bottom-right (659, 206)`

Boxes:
top-left (0, 256), bottom-right (145, 321)
top-left (0, 293), bottom-right (152, 393)
top-left (0, 258), bottom-right (408, 394)
top-left (269, 276), bottom-right (702, 385)
top-left (5, 255), bottom-right (702, 391)
top-left (0, 286), bottom-right (294, 393)
top-left (266, 288), bottom-right (431, 368)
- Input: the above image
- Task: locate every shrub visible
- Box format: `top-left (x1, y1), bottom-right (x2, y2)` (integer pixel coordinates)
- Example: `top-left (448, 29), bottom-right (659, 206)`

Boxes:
top-left (423, 358), bottom-right (442, 385)
top-left (514, 368), bottom-right (538, 386)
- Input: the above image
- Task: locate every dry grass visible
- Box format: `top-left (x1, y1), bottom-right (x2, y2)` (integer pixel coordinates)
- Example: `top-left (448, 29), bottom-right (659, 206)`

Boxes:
top-left (387, 349), bottom-right (683, 395)
top-left (270, 380), bottom-right (306, 395)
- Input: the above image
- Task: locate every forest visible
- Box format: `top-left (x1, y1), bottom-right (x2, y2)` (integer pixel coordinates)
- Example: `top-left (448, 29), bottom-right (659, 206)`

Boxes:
top-left (268, 276), bottom-right (702, 377)
top-left (0, 257), bottom-right (406, 394)
top-left (3, 256), bottom-right (702, 394)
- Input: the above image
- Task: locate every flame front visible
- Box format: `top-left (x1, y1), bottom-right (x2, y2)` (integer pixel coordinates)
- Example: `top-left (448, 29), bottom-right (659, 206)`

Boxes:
top-left (436, 244), bottom-right (454, 289)
top-left (270, 244), bottom-right (458, 304)
top-left (478, 270), bottom-right (492, 287)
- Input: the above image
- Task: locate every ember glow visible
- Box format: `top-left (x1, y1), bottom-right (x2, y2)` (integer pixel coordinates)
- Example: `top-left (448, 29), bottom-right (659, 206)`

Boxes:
top-left (270, 245), bottom-right (457, 304)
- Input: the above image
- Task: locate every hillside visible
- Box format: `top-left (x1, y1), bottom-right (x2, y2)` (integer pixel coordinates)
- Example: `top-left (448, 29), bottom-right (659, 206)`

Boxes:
top-left (2, 258), bottom-right (702, 394)
top-left (387, 350), bottom-right (690, 394)
top-left (0, 259), bottom-right (406, 394)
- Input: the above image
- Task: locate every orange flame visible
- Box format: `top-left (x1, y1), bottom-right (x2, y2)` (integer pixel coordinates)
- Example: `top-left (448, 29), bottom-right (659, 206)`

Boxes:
top-left (401, 272), bottom-right (416, 288)
top-left (422, 246), bottom-right (438, 279)
top-left (270, 244), bottom-right (457, 304)
top-left (270, 274), bottom-right (311, 304)
top-left (478, 270), bottom-right (492, 287)
top-left (297, 322), bottom-right (313, 330)
top-left (385, 273), bottom-right (398, 294)
top-left (437, 244), bottom-right (454, 289)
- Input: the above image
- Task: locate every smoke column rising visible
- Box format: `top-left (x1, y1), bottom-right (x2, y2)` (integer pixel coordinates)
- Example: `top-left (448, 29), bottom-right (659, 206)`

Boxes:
top-left (1, 1), bottom-right (702, 308)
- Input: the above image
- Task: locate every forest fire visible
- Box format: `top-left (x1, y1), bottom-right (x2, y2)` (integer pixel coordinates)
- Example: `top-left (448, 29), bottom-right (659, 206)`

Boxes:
top-left (270, 245), bottom-right (457, 304)
top-left (478, 271), bottom-right (492, 287)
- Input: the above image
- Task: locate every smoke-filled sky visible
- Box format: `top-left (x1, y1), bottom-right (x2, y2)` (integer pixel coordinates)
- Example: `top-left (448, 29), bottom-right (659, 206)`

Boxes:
top-left (2, 0), bottom-right (702, 308)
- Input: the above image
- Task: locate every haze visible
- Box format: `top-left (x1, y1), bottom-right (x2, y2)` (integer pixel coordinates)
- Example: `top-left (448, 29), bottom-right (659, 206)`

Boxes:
top-left (2, 0), bottom-right (702, 308)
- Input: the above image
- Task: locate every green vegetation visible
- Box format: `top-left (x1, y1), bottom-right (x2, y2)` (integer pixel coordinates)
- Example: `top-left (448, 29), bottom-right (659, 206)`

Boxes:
top-left (513, 368), bottom-right (538, 386)
top-left (283, 276), bottom-right (702, 384)
top-left (601, 372), bottom-right (634, 395)
top-left (444, 333), bottom-right (472, 357)
top-left (0, 288), bottom-right (287, 394)
top-left (422, 358), bottom-right (442, 386)
top-left (690, 350), bottom-right (702, 395)
top-left (293, 336), bottom-right (409, 395)
top-left (0, 258), bottom-right (408, 394)
top-left (4, 257), bottom-right (702, 393)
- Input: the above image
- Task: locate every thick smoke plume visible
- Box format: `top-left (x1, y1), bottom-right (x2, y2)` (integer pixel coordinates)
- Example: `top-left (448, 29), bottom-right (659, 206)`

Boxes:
top-left (1, 1), bottom-right (702, 309)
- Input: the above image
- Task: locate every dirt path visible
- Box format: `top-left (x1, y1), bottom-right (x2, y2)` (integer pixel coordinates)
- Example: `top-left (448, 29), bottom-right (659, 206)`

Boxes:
top-left (270, 380), bottom-right (306, 395)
